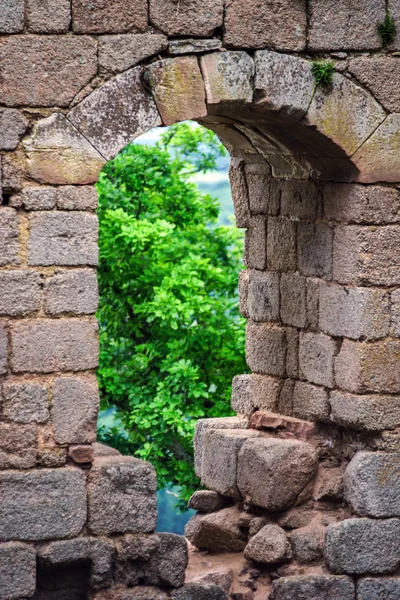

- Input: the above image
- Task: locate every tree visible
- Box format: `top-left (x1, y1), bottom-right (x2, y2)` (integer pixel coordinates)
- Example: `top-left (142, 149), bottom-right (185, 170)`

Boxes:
top-left (97, 123), bottom-right (246, 503)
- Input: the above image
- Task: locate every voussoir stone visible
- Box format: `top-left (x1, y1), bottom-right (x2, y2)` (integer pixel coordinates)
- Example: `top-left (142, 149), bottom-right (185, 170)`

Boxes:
top-left (237, 437), bottom-right (318, 511)
top-left (0, 0), bottom-right (24, 33)
top-left (149, 0), bottom-right (224, 36)
top-left (52, 376), bottom-right (99, 444)
top-left (99, 34), bottom-right (167, 74)
top-left (0, 543), bottom-right (36, 600)
top-left (0, 270), bottom-right (41, 317)
top-left (27, 0), bottom-right (71, 33)
top-left (201, 52), bottom-right (254, 105)
top-left (44, 268), bottom-right (99, 315)
top-left (349, 57), bottom-right (400, 113)
top-left (185, 506), bottom-right (247, 553)
top-left (329, 390), bottom-right (400, 431)
top-left (353, 114), bottom-right (400, 183)
top-left (0, 468), bottom-right (87, 541)
top-left (0, 109), bottom-right (28, 151)
top-left (72, 0), bottom-right (148, 33)
top-left (188, 491), bottom-right (229, 513)
top-left (358, 578), bottom-right (400, 600)
top-left (244, 524), bottom-right (292, 564)
top-left (2, 381), bottom-right (49, 424)
top-left (270, 575), bottom-right (355, 600)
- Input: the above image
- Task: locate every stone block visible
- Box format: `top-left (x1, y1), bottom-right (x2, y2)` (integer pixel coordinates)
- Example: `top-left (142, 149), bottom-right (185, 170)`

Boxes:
top-left (246, 322), bottom-right (287, 377)
top-left (244, 524), bottom-right (292, 564)
top-left (57, 186), bottom-right (98, 211)
top-left (99, 34), bottom-right (167, 75)
top-left (280, 179), bottom-right (320, 220)
top-left (326, 518), bottom-right (400, 575)
top-left (308, 0), bottom-right (384, 50)
top-left (299, 331), bottom-right (337, 388)
top-left (358, 578), bottom-right (400, 600)
top-left (247, 270), bottom-right (279, 322)
top-left (171, 584), bottom-right (226, 600)
top-left (335, 339), bottom-right (400, 394)
top-left (68, 444), bottom-right (94, 464)
top-left (11, 319), bottom-right (99, 373)
top-left (306, 278), bottom-right (320, 330)
top-left (52, 376), bottom-right (99, 444)
top-left (0, 323), bottom-right (7, 376)
top-left (28, 211), bottom-right (98, 266)
top-left (0, 270), bottom-right (41, 317)
top-left (0, 36), bottom-right (97, 107)
top-left (188, 491), bottom-right (228, 514)
top-left (293, 381), bottom-right (330, 422)
top-left (95, 587), bottom-right (170, 600)
top-left (267, 217), bottom-right (296, 272)
top-left (224, 0), bottom-right (307, 51)
top-left (201, 428), bottom-right (260, 498)
top-left (349, 56), bottom-right (400, 113)
top-left (1, 152), bottom-right (25, 193)
top-left (2, 381), bottom-right (49, 424)
top-left (313, 467), bottom-right (343, 502)
top-left (150, 0), bottom-right (223, 36)
top-left (0, 423), bottom-right (36, 469)
top-left (353, 115), bottom-right (400, 184)
top-left (27, 0), bottom-right (71, 32)
top-left (237, 437), bottom-right (318, 511)
top-left (238, 270), bottom-right (249, 318)
top-left (249, 411), bottom-right (318, 443)
top-left (245, 162), bottom-right (277, 216)
top-left (229, 158), bottom-right (250, 228)
top-left (231, 374), bottom-right (281, 416)
top-left (285, 328), bottom-right (299, 379)
top-left (11, 187), bottom-right (57, 210)
top-left (324, 183), bottom-right (400, 225)
top-left (290, 525), bottom-right (324, 564)
top-left (319, 283), bottom-right (390, 340)
top-left (0, 543), bottom-right (36, 600)
top-left (0, 468), bottom-right (87, 541)
top-left (44, 269), bottom-right (98, 315)
top-left (0, 109), bottom-right (28, 151)
top-left (185, 506), bottom-right (247, 553)
top-left (270, 575), bottom-right (355, 600)
top-left (72, 0), bottom-right (147, 33)
top-left (245, 216), bottom-right (267, 270)
top-left (298, 222), bottom-right (333, 279)
top-left (88, 456), bottom-right (157, 535)
top-left (168, 39), bottom-right (222, 55)
top-left (330, 390), bottom-right (400, 431)
top-left (278, 380), bottom-right (294, 416)
top-left (201, 52), bottom-right (254, 105)
top-left (344, 451), bottom-right (400, 518)
top-left (254, 51), bottom-right (315, 120)
top-left (24, 114), bottom-right (105, 185)
top-left (0, 207), bottom-right (19, 266)
top-left (147, 57), bottom-right (206, 127)
top-left (280, 273), bottom-right (307, 328)
top-left (0, 0), bottom-right (24, 32)
top-left (69, 67), bottom-right (161, 161)
top-left (391, 289), bottom-right (400, 337)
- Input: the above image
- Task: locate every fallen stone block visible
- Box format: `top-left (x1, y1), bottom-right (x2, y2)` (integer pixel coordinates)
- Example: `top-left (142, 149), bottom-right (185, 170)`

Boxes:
top-left (185, 507), bottom-right (247, 553)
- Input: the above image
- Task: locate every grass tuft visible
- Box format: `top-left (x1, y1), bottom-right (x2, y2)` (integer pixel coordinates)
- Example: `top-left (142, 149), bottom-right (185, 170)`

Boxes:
top-left (312, 61), bottom-right (335, 87)
top-left (378, 13), bottom-right (397, 47)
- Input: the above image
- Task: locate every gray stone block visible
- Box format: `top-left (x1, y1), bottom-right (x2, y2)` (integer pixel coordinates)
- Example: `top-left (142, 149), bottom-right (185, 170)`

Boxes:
top-left (280, 179), bottom-right (320, 219)
top-left (0, 0), bottom-right (24, 32)
top-left (0, 323), bottom-right (7, 376)
top-left (286, 327), bottom-right (299, 379)
top-left (280, 273), bottom-right (307, 328)
top-left (229, 159), bottom-right (250, 228)
top-left (185, 507), bottom-right (246, 554)
top-left (0, 542), bottom-right (36, 600)
top-left (188, 491), bottom-right (229, 514)
top-left (244, 524), bottom-right (292, 564)
top-left (11, 187), bottom-right (57, 210)
top-left (290, 525), bottom-right (324, 564)
top-left (293, 381), bottom-right (330, 422)
top-left (358, 578), bottom-right (400, 600)
top-left (0, 423), bottom-right (36, 469)
top-left (270, 575), bottom-right (355, 600)
top-left (298, 222), bottom-right (333, 279)
top-left (231, 374), bottom-right (281, 416)
top-left (247, 270), bottom-right (280, 322)
top-left (201, 51), bottom-right (254, 105)
top-left (52, 376), bottom-right (99, 444)
top-left (391, 289), bottom-right (400, 337)
top-left (2, 381), bottom-right (49, 424)
top-left (0, 270), bottom-right (41, 317)
top-left (57, 186), bottom-right (98, 210)
top-left (306, 278), bottom-right (320, 330)
top-left (245, 162), bottom-right (276, 215)
top-left (27, 0), bottom-right (70, 32)
top-left (0, 109), bottom-right (28, 150)
top-left (0, 468), bottom-right (87, 541)
top-left (245, 216), bottom-right (267, 270)
top-left (329, 390), bottom-right (400, 431)
top-left (171, 583), bottom-right (227, 600)
top-left (267, 217), bottom-right (296, 272)
top-left (246, 322), bottom-right (287, 377)
top-left (72, 0), bottom-right (148, 33)
top-left (0, 208), bottom-right (19, 266)
top-left (194, 417), bottom-right (248, 478)
top-left (324, 182), bottom-right (400, 225)
top-left (44, 269), bottom-right (98, 315)
top-left (299, 331), bottom-right (337, 388)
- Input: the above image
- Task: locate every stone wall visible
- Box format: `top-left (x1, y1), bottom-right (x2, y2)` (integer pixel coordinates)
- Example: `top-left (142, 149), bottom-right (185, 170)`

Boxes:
top-left (1, 0), bottom-right (400, 598)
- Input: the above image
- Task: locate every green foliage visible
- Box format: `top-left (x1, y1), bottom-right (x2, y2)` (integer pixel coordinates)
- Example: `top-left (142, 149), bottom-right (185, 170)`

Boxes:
top-left (96, 124), bottom-right (246, 505)
top-left (378, 12), bottom-right (396, 47)
top-left (312, 61), bottom-right (335, 87)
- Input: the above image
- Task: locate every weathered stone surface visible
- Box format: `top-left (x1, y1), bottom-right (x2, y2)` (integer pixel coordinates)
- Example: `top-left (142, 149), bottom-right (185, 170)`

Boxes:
top-left (270, 575), bottom-right (355, 600)
top-left (185, 507), bottom-right (247, 553)
top-left (24, 114), bottom-right (105, 185)
top-left (254, 51), bottom-right (315, 120)
top-left (0, 543), bottom-right (36, 600)
top-left (11, 319), bottom-right (99, 373)
top-left (326, 518), bottom-right (400, 574)
top-left (171, 584), bottom-right (226, 600)
top-left (189, 567), bottom-right (233, 594)
top-left (358, 578), bottom-right (400, 600)
top-left (201, 52), bottom-right (254, 105)
top-left (231, 374), bottom-right (281, 416)
top-left (88, 456), bottom-right (157, 535)
top-left (28, 211), bottom-right (98, 266)
top-left (0, 0), bottom-right (24, 32)
top-left (335, 339), bottom-right (400, 394)
top-left (249, 411), bottom-right (318, 442)
top-left (229, 158), bottom-right (250, 228)
top-left (0, 207), bottom-right (19, 266)
top-left (267, 217), bottom-right (296, 272)
top-left (244, 524), bottom-right (292, 564)
top-left (298, 223), bottom-right (333, 279)
top-left (52, 376), bottom-right (99, 444)
top-left (299, 331), bottom-right (336, 388)
top-left (188, 491), bottom-right (229, 513)
top-left (57, 186), bottom-right (98, 210)
top-left (391, 289), bottom-right (400, 337)
top-left (237, 437), bottom-right (318, 511)
top-left (246, 322), bottom-right (286, 377)
top-left (247, 270), bottom-right (279, 322)
top-left (0, 109), bottom-right (28, 151)
top-left (95, 588), bottom-right (170, 600)
top-left (0, 271), bottom-right (41, 317)
top-left (330, 390), bottom-right (400, 431)
top-left (2, 381), bottom-right (49, 424)
top-left (306, 278), bottom-right (320, 330)
top-left (324, 183), bottom-right (400, 225)
top-left (313, 467), bottom-right (343, 501)
top-left (224, 0), bottom-right (307, 51)
top-left (353, 115), bottom-right (400, 183)
top-left (27, 0), bottom-right (70, 32)
top-left (0, 36), bottom-right (97, 107)
top-left (349, 57), bottom-right (400, 113)
top-left (69, 67), bottom-right (161, 160)
top-left (245, 216), bottom-right (267, 270)
top-left (238, 270), bottom-right (249, 318)
top-left (99, 34), bottom-right (167, 74)
top-left (147, 57), bottom-right (206, 126)
top-left (0, 323), bottom-right (7, 376)
top-left (11, 187), bottom-right (57, 210)
top-left (168, 39), bottom-right (222, 55)
top-left (44, 269), bottom-right (98, 315)
top-left (69, 444), bottom-right (94, 464)
top-left (246, 162), bottom-right (276, 215)
top-left (150, 0), bottom-right (223, 36)
top-left (1, 152), bottom-right (25, 193)
top-left (293, 381), bottom-right (329, 422)
top-left (280, 180), bottom-right (320, 221)
top-left (73, 0), bottom-right (147, 33)
top-left (0, 423), bottom-right (36, 469)
top-left (290, 524), bottom-right (324, 564)
top-left (280, 273), bottom-right (307, 328)
top-left (0, 468), bottom-right (86, 541)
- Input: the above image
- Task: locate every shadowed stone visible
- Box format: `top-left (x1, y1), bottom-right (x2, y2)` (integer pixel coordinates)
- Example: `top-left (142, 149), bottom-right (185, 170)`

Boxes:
top-left (171, 584), bottom-right (227, 600)
top-left (168, 39), bottom-right (222, 54)
top-left (69, 67), bottom-right (161, 160)
top-left (99, 34), bottom-right (167, 74)
top-left (0, 423), bottom-right (36, 469)
top-left (0, 109), bottom-right (28, 151)
top-left (244, 524), bottom-right (292, 564)
top-left (330, 391), bottom-right (400, 431)
top-left (248, 270), bottom-right (280, 323)
top-left (201, 52), bottom-right (254, 105)
top-left (2, 381), bottom-right (49, 424)
top-left (188, 491), bottom-right (229, 513)
top-left (149, 0), bottom-right (224, 36)
top-left (290, 524), bottom-right (325, 563)
top-left (52, 376), bottom-right (99, 444)
top-left (72, 0), bottom-right (148, 33)
top-left (0, 208), bottom-right (19, 266)
top-left (280, 273), bottom-right (307, 328)
top-left (0, 323), bottom-right (7, 375)
top-left (353, 115), bottom-right (400, 183)
top-left (27, 0), bottom-right (71, 33)
top-left (270, 575), bottom-right (355, 600)
top-left (0, 543), bottom-right (36, 600)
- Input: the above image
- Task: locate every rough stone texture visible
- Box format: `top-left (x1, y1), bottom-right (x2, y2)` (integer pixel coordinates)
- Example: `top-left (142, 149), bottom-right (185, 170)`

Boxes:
top-left (324, 183), bottom-right (400, 225)
top-left (150, 0), bottom-right (223, 36)
top-left (237, 437), bottom-right (318, 511)
top-left (88, 456), bottom-right (157, 535)
top-left (298, 223), bottom-right (333, 279)
top-left (11, 319), bottom-right (99, 373)
top-left (147, 57), bottom-right (206, 127)
top-left (95, 588), bottom-right (170, 600)
top-left (293, 381), bottom-right (329, 422)
top-left (245, 216), bottom-right (267, 270)
top-left (244, 524), bottom-right (292, 564)
top-left (313, 467), bottom-right (343, 501)
top-left (286, 328), bottom-right (299, 380)
top-left (0, 323), bottom-right (8, 376)
top-left (254, 51), bottom-right (315, 120)
top-left (185, 507), bottom-right (247, 553)
top-left (99, 34), bottom-right (167, 74)
top-left (247, 270), bottom-right (280, 323)
top-left (319, 283), bottom-right (390, 340)
top-left (0, 36), bottom-right (97, 107)
top-left (349, 57), bottom-right (400, 113)
top-left (0, 207), bottom-right (19, 266)
top-left (168, 39), bottom-right (222, 55)
top-left (335, 339), bottom-right (400, 394)
top-left (72, 0), bottom-right (147, 33)
top-left (2, 381), bottom-right (49, 424)
top-left (330, 391), bottom-right (400, 431)
top-left (299, 331), bottom-right (337, 388)
top-left (229, 158), bottom-right (250, 228)
top-left (246, 322), bottom-right (286, 377)
top-left (267, 217), bottom-right (296, 272)
top-left (24, 114), bottom-right (105, 185)
top-left (28, 211), bottom-right (98, 266)
top-left (69, 67), bottom-right (161, 160)
top-left (344, 452), bottom-right (400, 518)
top-left (0, 423), bottom-right (36, 469)
top-left (0, 468), bottom-right (87, 541)
top-left (280, 273), bottom-right (307, 328)
top-left (238, 270), bottom-right (249, 318)
top-left (270, 575), bottom-right (355, 600)
top-left (11, 187), bottom-right (57, 211)
top-left (44, 269), bottom-right (98, 315)
top-left (290, 524), bottom-right (324, 563)
top-left (27, 0), bottom-right (71, 33)
top-left (326, 518), bottom-right (400, 575)
top-left (280, 180), bottom-right (320, 221)
top-left (188, 491), bottom-right (229, 513)
top-left (0, 109), bottom-right (28, 151)
top-left (0, 271), bottom-right (41, 317)
top-left (171, 584), bottom-right (227, 600)
top-left (358, 578), bottom-right (400, 600)
top-left (57, 186), bottom-right (98, 211)
top-left (52, 376), bottom-right (99, 444)
top-left (0, 0), bottom-right (24, 33)
top-left (224, 0), bottom-right (306, 51)
top-left (353, 115), bottom-right (400, 184)
top-left (0, 543), bottom-right (36, 600)
top-left (391, 289), bottom-right (400, 337)
top-left (69, 444), bottom-right (94, 464)
top-left (246, 162), bottom-right (276, 215)
top-left (201, 52), bottom-right (254, 105)
top-left (231, 374), bottom-right (281, 416)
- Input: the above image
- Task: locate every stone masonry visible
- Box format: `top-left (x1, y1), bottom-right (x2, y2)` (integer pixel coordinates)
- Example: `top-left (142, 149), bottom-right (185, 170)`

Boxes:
top-left (2, 1), bottom-right (400, 599)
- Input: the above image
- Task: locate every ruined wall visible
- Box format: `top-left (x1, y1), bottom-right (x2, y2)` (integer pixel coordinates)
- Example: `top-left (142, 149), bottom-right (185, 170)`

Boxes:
top-left (1, 0), bottom-right (400, 599)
